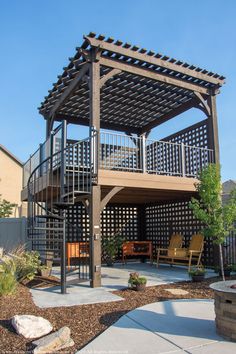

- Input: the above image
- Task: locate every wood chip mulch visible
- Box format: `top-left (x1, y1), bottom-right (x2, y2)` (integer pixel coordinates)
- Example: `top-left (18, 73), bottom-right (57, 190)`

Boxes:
top-left (0, 275), bottom-right (235, 354)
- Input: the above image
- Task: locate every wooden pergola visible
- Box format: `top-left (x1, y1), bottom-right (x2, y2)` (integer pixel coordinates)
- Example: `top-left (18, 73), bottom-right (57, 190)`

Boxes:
top-left (36, 32), bottom-right (225, 288)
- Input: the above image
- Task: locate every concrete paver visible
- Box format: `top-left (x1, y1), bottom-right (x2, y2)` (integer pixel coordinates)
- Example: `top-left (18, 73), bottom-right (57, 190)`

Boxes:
top-left (30, 285), bottom-right (123, 308)
top-left (77, 299), bottom-right (236, 354)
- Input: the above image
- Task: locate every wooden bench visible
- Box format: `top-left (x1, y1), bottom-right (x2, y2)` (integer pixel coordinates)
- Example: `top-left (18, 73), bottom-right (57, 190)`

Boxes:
top-left (67, 242), bottom-right (89, 270)
top-left (122, 241), bottom-right (153, 264)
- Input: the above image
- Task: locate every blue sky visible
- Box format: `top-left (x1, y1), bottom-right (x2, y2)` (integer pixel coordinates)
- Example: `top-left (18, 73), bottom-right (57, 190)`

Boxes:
top-left (0, 0), bottom-right (235, 181)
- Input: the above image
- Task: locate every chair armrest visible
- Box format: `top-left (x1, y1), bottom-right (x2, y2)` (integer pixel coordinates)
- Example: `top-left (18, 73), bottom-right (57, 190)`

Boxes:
top-left (157, 248), bottom-right (168, 251)
top-left (189, 250), bottom-right (201, 254)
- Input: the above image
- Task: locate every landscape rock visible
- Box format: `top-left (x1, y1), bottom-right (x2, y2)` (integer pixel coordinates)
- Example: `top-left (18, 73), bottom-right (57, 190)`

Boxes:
top-left (32, 326), bottom-right (74, 353)
top-left (11, 315), bottom-right (53, 339)
top-left (164, 288), bottom-right (189, 295)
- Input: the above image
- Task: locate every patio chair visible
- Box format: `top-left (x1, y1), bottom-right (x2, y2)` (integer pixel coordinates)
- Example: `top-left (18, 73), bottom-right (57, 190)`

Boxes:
top-left (169, 234), bottom-right (205, 271)
top-left (156, 233), bottom-right (183, 268)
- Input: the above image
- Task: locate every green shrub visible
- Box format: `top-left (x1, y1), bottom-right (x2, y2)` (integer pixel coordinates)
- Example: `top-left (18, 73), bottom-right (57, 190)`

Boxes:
top-left (128, 272), bottom-right (147, 286)
top-left (0, 270), bottom-right (17, 296)
top-left (14, 250), bottom-right (41, 282)
top-left (188, 267), bottom-right (206, 276)
top-left (0, 249), bottom-right (41, 283)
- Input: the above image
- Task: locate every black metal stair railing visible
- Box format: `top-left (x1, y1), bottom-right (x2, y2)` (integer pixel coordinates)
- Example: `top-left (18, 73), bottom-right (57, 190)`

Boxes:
top-left (27, 136), bottom-right (93, 287)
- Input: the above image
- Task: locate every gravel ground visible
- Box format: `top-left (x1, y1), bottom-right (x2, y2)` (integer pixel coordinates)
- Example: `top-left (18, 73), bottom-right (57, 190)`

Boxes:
top-left (0, 275), bottom-right (234, 354)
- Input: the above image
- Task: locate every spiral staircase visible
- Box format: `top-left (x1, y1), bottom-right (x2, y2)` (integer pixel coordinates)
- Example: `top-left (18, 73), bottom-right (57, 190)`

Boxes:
top-left (26, 123), bottom-right (95, 292)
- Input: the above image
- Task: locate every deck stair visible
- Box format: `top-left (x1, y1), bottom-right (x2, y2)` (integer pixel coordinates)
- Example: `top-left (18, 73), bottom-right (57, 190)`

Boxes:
top-left (27, 124), bottom-right (93, 286)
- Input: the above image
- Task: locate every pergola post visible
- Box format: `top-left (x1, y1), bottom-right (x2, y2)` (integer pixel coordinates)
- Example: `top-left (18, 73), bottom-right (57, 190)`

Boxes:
top-left (207, 93), bottom-right (220, 164)
top-left (208, 93), bottom-right (220, 267)
top-left (89, 53), bottom-right (102, 287)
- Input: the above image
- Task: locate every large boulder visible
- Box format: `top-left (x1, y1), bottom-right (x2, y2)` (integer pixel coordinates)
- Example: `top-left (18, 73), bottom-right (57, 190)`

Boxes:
top-left (11, 315), bottom-right (53, 339)
top-left (32, 326), bottom-right (74, 353)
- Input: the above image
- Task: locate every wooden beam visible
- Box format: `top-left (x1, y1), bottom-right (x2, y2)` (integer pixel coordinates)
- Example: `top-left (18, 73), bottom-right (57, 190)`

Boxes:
top-left (194, 92), bottom-right (211, 117)
top-left (47, 63), bottom-right (90, 119)
top-left (89, 59), bottom-right (100, 130)
top-left (98, 169), bottom-right (197, 192)
top-left (207, 94), bottom-right (219, 163)
top-left (140, 97), bottom-right (198, 133)
top-left (85, 36), bottom-right (224, 86)
top-left (100, 57), bottom-right (210, 95)
top-left (100, 186), bottom-right (124, 211)
top-left (100, 68), bottom-right (121, 88)
top-left (53, 113), bottom-right (141, 134)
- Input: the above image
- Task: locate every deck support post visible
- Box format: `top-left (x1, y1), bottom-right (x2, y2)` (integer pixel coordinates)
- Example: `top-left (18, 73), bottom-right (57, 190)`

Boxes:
top-left (89, 185), bottom-right (101, 287)
top-left (89, 50), bottom-right (102, 287)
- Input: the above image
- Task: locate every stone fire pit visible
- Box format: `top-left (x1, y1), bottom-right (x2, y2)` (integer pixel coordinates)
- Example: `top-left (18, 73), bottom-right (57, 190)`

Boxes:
top-left (210, 280), bottom-right (236, 341)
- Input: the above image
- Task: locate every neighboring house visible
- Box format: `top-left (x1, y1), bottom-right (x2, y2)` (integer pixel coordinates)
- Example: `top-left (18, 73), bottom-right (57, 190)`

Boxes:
top-left (222, 180), bottom-right (236, 204)
top-left (0, 144), bottom-right (27, 217)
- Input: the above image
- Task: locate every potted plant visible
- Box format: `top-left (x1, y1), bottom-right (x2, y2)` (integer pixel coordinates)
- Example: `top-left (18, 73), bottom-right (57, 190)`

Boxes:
top-left (215, 264), bottom-right (232, 277)
top-left (128, 272), bottom-right (147, 291)
top-left (103, 235), bottom-right (123, 266)
top-left (189, 267), bottom-right (206, 282)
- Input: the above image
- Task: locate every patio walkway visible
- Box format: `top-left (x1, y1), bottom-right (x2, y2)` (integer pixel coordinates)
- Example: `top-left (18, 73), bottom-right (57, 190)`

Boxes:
top-left (101, 263), bottom-right (215, 291)
top-left (78, 299), bottom-right (236, 354)
top-left (31, 263), bottom-right (215, 308)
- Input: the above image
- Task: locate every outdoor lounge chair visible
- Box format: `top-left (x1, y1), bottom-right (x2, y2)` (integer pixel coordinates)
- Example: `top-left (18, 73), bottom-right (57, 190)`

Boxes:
top-left (156, 233), bottom-right (183, 268)
top-left (162, 234), bottom-right (204, 271)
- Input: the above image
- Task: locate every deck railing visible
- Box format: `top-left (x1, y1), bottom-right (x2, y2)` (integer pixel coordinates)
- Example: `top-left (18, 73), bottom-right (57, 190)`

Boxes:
top-left (99, 132), bottom-right (214, 178)
top-left (23, 130), bottom-right (214, 188)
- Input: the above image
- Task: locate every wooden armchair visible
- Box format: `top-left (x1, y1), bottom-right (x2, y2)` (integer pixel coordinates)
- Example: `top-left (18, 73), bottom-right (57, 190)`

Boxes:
top-left (169, 234), bottom-right (205, 271)
top-left (157, 234), bottom-right (183, 267)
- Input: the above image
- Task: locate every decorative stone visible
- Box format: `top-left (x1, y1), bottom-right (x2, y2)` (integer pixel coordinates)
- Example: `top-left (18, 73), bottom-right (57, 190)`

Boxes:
top-left (11, 315), bottom-right (53, 339)
top-left (32, 326), bottom-right (74, 354)
top-left (210, 280), bottom-right (236, 342)
top-left (164, 288), bottom-right (189, 295)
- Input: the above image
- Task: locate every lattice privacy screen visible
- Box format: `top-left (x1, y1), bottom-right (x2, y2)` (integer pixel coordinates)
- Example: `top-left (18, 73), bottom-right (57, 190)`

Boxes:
top-left (163, 119), bottom-right (209, 149)
top-left (66, 199), bottom-right (214, 266)
top-left (145, 201), bottom-right (214, 266)
top-left (66, 203), bottom-right (139, 260)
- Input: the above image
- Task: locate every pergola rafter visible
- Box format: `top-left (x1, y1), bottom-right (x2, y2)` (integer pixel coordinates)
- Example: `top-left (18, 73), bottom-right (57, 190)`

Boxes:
top-left (39, 32), bottom-right (225, 136)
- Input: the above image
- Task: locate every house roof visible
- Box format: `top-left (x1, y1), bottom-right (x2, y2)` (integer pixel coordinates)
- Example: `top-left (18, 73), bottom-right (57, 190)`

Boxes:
top-left (222, 180), bottom-right (236, 194)
top-left (0, 144), bottom-right (23, 167)
top-left (39, 32), bottom-right (225, 133)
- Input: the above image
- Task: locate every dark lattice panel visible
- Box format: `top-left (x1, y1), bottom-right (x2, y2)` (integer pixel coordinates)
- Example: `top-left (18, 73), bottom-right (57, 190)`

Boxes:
top-left (146, 140), bottom-right (182, 176)
top-left (100, 142), bottom-right (140, 171)
top-left (66, 204), bottom-right (89, 242)
top-left (101, 205), bottom-right (139, 259)
top-left (162, 120), bottom-right (214, 177)
top-left (66, 139), bottom-right (90, 166)
top-left (66, 203), bottom-right (139, 261)
top-left (164, 120), bottom-right (209, 148)
top-left (145, 201), bottom-right (214, 266)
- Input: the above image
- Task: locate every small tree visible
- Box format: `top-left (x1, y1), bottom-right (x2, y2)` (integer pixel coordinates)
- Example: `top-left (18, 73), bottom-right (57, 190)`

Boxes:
top-left (190, 164), bottom-right (236, 281)
top-left (0, 195), bottom-right (16, 218)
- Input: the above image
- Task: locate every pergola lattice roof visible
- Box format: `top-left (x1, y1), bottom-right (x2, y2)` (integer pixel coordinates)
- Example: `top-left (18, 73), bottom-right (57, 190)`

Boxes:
top-left (39, 32), bottom-right (225, 133)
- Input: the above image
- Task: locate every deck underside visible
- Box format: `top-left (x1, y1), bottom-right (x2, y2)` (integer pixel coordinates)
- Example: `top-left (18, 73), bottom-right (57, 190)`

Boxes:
top-left (22, 169), bottom-right (197, 203)
top-left (99, 170), bottom-right (197, 204)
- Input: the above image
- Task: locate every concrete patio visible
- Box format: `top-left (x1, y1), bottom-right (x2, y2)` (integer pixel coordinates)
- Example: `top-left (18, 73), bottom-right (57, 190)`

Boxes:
top-left (78, 299), bottom-right (236, 354)
top-left (30, 263), bottom-right (215, 308)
